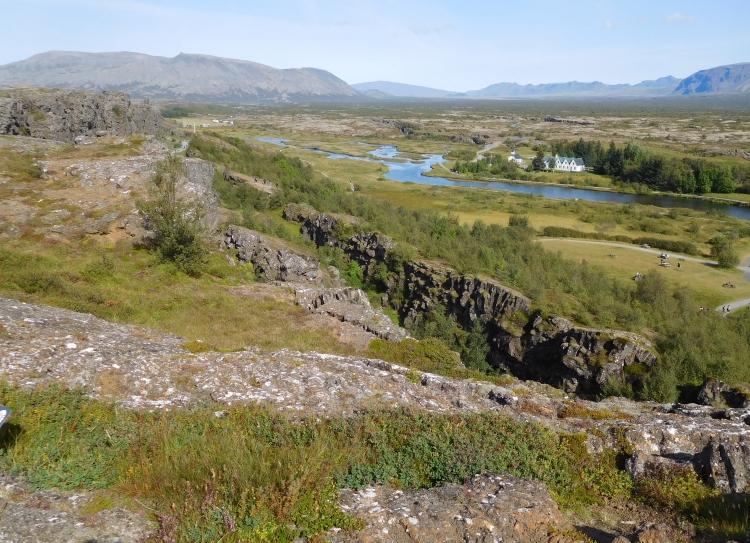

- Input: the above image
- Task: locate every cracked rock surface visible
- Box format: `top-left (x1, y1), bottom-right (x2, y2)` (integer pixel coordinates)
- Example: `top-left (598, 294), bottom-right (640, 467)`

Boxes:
top-left (332, 473), bottom-right (578, 543)
top-left (0, 474), bottom-right (153, 543)
top-left (2, 296), bottom-right (750, 500)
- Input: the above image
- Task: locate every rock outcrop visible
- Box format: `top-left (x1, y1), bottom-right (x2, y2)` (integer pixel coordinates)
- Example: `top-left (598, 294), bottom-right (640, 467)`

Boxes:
top-left (0, 88), bottom-right (164, 141)
top-left (0, 473), bottom-right (153, 543)
top-left (696, 377), bottom-right (749, 408)
top-left (1, 135), bottom-right (218, 243)
top-left (332, 473), bottom-right (578, 543)
top-left (183, 158), bottom-right (219, 231)
top-left (284, 203), bottom-right (657, 395)
top-left (1, 297), bottom-right (750, 499)
top-left (495, 312), bottom-right (657, 395)
top-left (294, 286), bottom-right (409, 342)
top-left (223, 225), bottom-right (321, 283)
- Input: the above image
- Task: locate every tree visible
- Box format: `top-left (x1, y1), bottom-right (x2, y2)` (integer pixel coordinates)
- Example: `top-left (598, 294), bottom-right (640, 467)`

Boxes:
top-left (531, 150), bottom-right (546, 171)
top-left (461, 321), bottom-right (491, 372)
top-left (713, 168), bottom-right (736, 194)
top-left (136, 156), bottom-right (209, 276)
top-left (711, 236), bottom-right (740, 268)
top-left (606, 141), bottom-right (624, 176)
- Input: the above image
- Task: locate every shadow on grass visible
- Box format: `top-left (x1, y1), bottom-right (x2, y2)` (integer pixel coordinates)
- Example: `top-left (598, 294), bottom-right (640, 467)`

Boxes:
top-left (0, 422), bottom-right (22, 453)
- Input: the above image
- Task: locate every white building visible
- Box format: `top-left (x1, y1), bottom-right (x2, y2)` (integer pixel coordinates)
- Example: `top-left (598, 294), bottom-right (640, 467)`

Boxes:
top-left (543, 155), bottom-right (585, 172)
top-left (508, 152), bottom-right (524, 164)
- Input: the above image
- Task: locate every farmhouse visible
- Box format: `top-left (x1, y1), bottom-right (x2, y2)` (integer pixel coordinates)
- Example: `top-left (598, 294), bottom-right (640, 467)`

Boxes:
top-left (508, 152), bottom-right (524, 164)
top-left (544, 154), bottom-right (585, 172)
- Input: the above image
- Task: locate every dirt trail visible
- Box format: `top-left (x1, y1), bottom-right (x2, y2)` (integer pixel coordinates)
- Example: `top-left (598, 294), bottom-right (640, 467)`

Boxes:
top-left (472, 141), bottom-right (502, 163)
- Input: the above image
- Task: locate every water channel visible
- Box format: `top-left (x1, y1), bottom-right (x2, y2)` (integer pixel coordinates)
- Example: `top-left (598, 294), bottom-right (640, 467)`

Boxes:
top-left (255, 137), bottom-right (750, 221)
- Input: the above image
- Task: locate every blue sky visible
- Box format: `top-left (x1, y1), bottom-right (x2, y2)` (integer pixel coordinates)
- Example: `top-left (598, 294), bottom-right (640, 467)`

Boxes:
top-left (1, 0), bottom-right (747, 90)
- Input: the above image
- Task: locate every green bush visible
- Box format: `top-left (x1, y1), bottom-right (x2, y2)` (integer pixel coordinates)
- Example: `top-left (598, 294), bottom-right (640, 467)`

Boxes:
top-left (136, 156), bottom-right (209, 276)
top-left (710, 236), bottom-right (740, 268)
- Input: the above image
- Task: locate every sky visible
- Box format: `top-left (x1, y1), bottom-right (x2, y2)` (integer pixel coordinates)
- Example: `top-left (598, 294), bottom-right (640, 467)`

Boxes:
top-left (0, 0), bottom-right (748, 91)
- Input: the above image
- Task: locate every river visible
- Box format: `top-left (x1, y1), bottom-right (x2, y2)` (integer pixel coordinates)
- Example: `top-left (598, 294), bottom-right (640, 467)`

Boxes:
top-left (255, 137), bottom-right (750, 221)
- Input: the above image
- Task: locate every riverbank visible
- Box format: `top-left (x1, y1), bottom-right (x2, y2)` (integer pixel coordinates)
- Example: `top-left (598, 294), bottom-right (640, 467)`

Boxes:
top-left (425, 164), bottom-right (750, 209)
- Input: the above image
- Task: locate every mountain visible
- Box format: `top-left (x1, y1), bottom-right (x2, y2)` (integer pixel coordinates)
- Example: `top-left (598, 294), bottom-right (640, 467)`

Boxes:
top-left (0, 51), bottom-right (361, 103)
top-left (351, 81), bottom-right (458, 98)
top-left (359, 88), bottom-right (395, 99)
top-left (466, 77), bottom-right (680, 98)
top-left (634, 76), bottom-right (682, 89)
top-left (673, 63), bottom-right (750, 95)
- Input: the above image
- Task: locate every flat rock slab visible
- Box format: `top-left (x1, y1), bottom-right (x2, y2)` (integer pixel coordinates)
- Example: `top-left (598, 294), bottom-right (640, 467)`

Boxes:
top-left (0, 474), bottom-right (153, 543)
top-left (0, 298), bottom-right (488, 414)
top-left (332, 473), bottom-right (579, 543)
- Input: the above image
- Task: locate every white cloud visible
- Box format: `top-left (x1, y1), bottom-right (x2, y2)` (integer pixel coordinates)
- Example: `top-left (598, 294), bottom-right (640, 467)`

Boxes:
top-left (665, 12), bottom-right (695, 24)
top-left (604, 20), bottom-right (618, 29)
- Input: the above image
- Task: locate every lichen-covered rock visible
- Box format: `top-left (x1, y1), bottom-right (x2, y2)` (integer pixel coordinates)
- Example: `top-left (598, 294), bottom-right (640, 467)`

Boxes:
top-left (224, 225), bottom-right (321, 283)
top-left (696, 377), bottom-right (749, 408)
top-left (702, 441), bottom-right (750, 493)
top-left (183, 157), bottom-right (219, 231)
top-left (0, 473), bottom-right (154, 543)
top-left (331, 473), bottom-right (574, 543)
top-left (0, 88), bottom-right (164, 141)
top-left (294, 286), bottom-right (409, 342)
top-left (2, 297), bottom-right (750, 499)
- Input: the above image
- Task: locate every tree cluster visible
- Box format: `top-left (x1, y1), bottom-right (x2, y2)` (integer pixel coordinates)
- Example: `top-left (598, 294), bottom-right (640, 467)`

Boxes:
top-left (551, 138), bottom-right (748, 194)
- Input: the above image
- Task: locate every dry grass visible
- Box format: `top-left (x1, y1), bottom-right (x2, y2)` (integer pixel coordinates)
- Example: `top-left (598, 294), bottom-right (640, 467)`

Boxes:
top-left (0, 238), bottom-right (360, 356)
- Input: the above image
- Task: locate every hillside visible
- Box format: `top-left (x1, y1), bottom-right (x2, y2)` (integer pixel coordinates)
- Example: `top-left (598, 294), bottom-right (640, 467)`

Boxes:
top-left (352, 81), bottom-right (459, 98)
top-left (674, 62), bottom-right (750, 95)
top-left (0, 51), bottom-right (362, 103)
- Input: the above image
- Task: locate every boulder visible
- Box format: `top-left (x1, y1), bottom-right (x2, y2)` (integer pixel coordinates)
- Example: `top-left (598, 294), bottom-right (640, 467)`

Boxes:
top-left (634, 523), bottom-right (675, 543)
top-left (701, 441), bottom-right (750, 493)
top-left (696, 377), bottom-right (748, 408)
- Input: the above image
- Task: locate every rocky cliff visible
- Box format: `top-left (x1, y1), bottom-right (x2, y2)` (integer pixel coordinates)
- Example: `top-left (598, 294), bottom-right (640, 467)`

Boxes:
top-left (283, 203), bottom-right (657, 395)
top-left (0, 88), bottom-right (164, 141)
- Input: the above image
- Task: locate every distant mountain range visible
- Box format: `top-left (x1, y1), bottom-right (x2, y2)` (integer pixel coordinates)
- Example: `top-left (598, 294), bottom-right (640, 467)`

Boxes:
top-left (354, 76), bottom-right (684, 99)
top-left (352, 81), bottom-right (459, 98)
top-left (674, 63), bottom-right (750, 95)
top-left (0, 52), bottom-right (748, 102)
top-left (466, 76), bottom-right (681, 97)
top-left (0, 51), bottom-right (359, 102)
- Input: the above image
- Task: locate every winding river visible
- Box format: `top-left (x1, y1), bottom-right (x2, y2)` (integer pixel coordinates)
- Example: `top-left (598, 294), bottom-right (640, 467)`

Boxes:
top-left (255, 137), bottom-right (750, 221)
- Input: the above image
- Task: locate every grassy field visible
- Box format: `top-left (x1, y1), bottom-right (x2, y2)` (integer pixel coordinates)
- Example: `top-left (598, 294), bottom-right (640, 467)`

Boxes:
top-left (0, 239), bottom-right (359, 356)
top-left (538, 238), bottom-right (750, 307)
